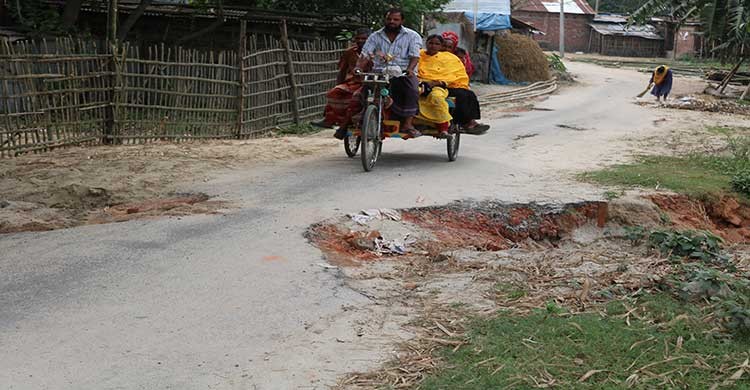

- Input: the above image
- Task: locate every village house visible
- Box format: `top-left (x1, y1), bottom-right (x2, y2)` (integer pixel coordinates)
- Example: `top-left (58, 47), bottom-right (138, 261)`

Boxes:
top-left (513, 0), bottom-right (595, 53)
top-left (589, 14), bottom-right (664, 57)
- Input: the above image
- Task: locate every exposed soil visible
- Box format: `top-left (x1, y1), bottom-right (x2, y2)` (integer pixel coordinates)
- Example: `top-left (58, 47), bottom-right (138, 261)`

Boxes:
top-left (0, 134), bottom-right (338, 233)
top-left (649, 193), bottom-right (750, 243)
top-left (306, 194), bottom-right (750, 388)
top-left (308, 201), bottom-right (606, 267)
top-left (308, 197), bottom-right (738, 389)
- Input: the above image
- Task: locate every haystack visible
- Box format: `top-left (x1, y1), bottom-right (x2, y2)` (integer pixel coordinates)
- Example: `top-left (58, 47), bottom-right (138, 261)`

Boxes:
top-left (495, 33), bottom-right (550, 82)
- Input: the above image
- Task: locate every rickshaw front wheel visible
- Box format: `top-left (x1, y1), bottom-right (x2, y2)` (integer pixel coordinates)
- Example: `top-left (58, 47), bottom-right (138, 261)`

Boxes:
top-left (360, 105), bottom-right (381, 172)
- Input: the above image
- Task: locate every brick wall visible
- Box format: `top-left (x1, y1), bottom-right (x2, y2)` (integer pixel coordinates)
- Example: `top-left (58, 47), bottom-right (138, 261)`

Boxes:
top-left (514, 11), bottom-right (594, 53)
top-left (674, 25), bottom-right (699, 58)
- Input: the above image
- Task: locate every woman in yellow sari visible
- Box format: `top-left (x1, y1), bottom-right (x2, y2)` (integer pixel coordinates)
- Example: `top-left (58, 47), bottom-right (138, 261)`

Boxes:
top-left (418, 34), bottom-right (488, 134)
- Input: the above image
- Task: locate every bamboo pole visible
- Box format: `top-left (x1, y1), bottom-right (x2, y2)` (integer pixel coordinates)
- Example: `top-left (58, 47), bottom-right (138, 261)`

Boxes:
top-left (279, 20), bottom-right (300, 124)
top-left (107, 0), bottom-right (118, 44)
top-left (720, 58), bottom-right (744, 94)
top-left (237, 20), bottom-right (247, 138)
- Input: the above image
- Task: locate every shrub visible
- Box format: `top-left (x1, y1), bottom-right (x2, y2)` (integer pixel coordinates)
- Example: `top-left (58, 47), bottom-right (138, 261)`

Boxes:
top-left (731, 169), bottom-right (750, 196)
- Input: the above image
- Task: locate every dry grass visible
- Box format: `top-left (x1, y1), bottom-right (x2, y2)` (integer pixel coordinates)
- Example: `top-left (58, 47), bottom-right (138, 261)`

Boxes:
top-left (495, 34), bottom-right (551, 83)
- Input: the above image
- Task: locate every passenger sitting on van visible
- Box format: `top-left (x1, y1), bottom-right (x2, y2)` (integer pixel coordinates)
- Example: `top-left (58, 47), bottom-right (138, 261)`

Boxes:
top-left (441, 31), bottom-right (474, 78)
top-left (418, 34), bottom-right (488, 134)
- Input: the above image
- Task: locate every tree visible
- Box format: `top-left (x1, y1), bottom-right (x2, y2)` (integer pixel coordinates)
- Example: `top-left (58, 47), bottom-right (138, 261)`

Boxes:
top-left (62, 0), bottom-right (83, 29)
top-left (631, 0), bottom-right (749, 58)
top-left (255, 0), bottom-right (450, 29)
top-left (118, 0), bottom-right (153, 42)
top-left (586, 0), bottom-right (650, 14)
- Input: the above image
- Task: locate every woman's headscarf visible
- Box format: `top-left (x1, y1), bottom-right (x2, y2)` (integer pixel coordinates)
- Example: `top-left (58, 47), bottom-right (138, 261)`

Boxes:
top-left (441, 31), bottom-right (459, 51)
top-left (653, 65), bottom-right (670, 85)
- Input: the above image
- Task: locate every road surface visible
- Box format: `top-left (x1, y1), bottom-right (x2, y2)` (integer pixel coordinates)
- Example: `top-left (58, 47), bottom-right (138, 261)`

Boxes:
top-left (0, 62), bottom-right (733, 389)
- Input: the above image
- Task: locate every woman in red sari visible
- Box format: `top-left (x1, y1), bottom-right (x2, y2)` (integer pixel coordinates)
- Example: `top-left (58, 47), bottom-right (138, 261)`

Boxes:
top-left (441, 31), bottom-right (474, 78)
top-left (313, 28), bottom-right (371, 138)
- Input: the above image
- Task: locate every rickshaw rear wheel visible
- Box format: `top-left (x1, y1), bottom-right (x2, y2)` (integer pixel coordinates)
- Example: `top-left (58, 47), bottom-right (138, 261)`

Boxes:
top-left (344, 134), bottom-right (360, 158)
top-left (447, 124), bottom-right (460, 162)
top-left (360, 105), bottom-right (381, 172)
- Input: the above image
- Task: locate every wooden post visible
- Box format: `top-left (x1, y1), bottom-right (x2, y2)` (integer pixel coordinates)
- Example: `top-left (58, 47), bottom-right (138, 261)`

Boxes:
top-left (107, 0), bottom-right (118, 44)
top-left (720, 58), bottom-right (744, 94)
top-left (559, 0), bottom-right (565, 58)
top-left (104, 46), bottom-right (123, 144)
top-left (237, 20), bottom-right (246, 138)
top-left (741, 71), bottom-right (750, 100)
top-left (279, 19), bottom-right (300, 124)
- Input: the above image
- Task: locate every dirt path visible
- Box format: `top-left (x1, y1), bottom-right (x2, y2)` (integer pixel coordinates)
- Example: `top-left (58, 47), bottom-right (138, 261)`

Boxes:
top-left (0, 133), bottom-right (339, 233)
top-left (1, 61), bottom-right (750, 390)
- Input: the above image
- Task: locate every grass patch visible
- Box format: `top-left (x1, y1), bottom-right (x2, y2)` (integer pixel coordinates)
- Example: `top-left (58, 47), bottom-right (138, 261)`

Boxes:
top-left (421, 293), bottom-right (750, 389)
top-left (495, 282), bottom-right (527, 300)
top-left (706, 125), bottom-right (740, 136)
top-left (582, 130), bottom-right (750, 198)
top-left (581, 155), bottom-right (736, 198)
top-left (272, 123), bottom-right (323, 136)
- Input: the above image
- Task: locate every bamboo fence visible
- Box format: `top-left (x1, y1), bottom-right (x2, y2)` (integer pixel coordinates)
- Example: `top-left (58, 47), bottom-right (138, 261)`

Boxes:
top-left (0, 30), bottom-right (345, 156)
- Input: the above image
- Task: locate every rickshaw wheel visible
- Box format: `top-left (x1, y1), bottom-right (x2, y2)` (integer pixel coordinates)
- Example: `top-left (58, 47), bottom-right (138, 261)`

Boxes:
top-left (360, 105), bottom-right (381, 172)
top-left (447, 125), bottom-right (460, 162)
top-left (344, 134), bottom-right (360, 158)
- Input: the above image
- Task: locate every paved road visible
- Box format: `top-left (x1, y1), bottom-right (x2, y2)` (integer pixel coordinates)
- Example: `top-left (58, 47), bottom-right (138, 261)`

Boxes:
top-left (0, 63), bottom-right (685, 389)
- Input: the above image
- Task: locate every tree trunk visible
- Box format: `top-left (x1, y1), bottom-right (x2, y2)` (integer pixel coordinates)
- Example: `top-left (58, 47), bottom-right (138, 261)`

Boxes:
top-left (62, 0), bottom-right (83, 29)
top-left (720, 58), bottom-right (745, 94)
top-left (175, 0), bottom-right (225, 45)
top-left (117, 0), bottom-right (152, 42)
top-left (14, 0), bottom-right (24, 23)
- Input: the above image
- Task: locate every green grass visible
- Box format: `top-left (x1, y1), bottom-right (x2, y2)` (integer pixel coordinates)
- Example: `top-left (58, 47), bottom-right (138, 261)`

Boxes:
top-left (495, 282), bottom-right (528, 300)
top-left (707, 125), bottom-right (740, 136)
top-left (272, 123), bottom-right (323, 136)
top-left (421, 294), bottom-right (750, 389)
top-left (581, 155), bottom-right (735, 198)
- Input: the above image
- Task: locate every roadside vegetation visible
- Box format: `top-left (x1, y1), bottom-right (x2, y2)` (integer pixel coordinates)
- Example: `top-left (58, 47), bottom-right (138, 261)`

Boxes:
top-left (414, 128), bottom-right (750, 389)
top-left (581, 128), bottom-right (750, 199)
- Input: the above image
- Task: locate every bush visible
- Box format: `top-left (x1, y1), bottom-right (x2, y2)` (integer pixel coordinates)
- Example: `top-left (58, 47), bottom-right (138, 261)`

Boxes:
top-left (728, 136), bottom-right (750, 160)
top-left (648, 229), bottom-right (729, 265)
top-left (547, 54), bottom-right (566, 72)
top-left (731, 169), bottom-right (750, 196)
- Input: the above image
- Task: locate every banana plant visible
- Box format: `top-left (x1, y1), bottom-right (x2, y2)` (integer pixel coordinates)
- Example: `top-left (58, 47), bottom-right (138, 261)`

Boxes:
top-left (631, 0), bottom-right (749, 56)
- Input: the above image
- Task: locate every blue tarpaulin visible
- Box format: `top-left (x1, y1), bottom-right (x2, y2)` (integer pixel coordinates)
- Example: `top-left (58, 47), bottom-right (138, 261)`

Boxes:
top-left (463, 12), bottom-right (512, 31)
top-left (490, 46), bottom-right (522, 85)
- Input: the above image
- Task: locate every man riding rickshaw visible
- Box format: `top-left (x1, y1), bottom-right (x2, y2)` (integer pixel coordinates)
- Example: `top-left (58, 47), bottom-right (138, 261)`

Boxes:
top-left (319, 8), bottom-right (490, 171)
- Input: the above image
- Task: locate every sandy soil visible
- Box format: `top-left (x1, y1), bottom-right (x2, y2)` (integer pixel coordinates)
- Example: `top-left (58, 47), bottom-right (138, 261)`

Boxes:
top-left (0, 133), bottom-right (339, 233)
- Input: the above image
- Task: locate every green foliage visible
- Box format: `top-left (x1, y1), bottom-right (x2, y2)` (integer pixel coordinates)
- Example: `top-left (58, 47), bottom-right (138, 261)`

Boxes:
top-left (587, 0), bottom-right (650, 14)
top-left (728, 135), bottom-right (750, 160)
top-left (421, 293), bottom-right (750, 389)
top-left (580, 155), bottom-right (735, 198)
top-left (631, 0), bottom-right (750, 58)
top-left (624, 225), bottom-right (647, 245)
top-left (731, 169), bottom-right (750, 196)
top-left (256, 0), bottom-right (450, 29)
top-left (7, 0), bottom-right (67, 35)
top-left (648, 229), bottom-right (729, 264)
top-left (547, 54), bottom-right (566, 72)
top-left (273, 123), bottom-right (321, 136)
top-left (494, 282), bottom-right (527, 300)
top-left (668, 263), bottom-right (750, 335)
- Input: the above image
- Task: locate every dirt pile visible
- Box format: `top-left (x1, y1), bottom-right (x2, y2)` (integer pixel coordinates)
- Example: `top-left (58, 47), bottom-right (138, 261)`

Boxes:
top-left (309, 201), bottom-right (606, 266)
top-left (494, 33), bottom-right (551, 82)
top-left (666, 95), bottom-right (750, 116)
top-left (649, 194), bottom-right (750, 242)
top-left (0, 135), bottom-right (339, 234)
